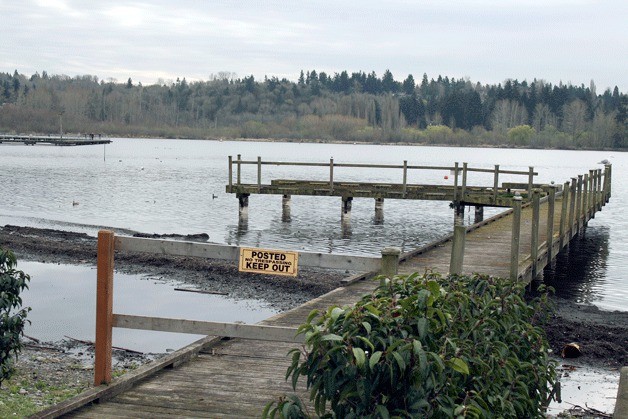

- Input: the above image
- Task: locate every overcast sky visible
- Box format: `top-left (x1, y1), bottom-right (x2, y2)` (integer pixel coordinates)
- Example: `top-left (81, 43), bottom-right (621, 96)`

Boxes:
top-left (1, 0), bottom-right (626, 91)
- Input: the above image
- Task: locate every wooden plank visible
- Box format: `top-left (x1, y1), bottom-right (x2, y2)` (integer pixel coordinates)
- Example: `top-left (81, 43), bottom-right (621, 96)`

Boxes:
top-left (113, 314), bottom-right (304, 343)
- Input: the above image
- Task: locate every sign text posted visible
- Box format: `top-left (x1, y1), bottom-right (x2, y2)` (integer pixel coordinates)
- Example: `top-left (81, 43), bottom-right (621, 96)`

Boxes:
top-left (238, 248), bottom-right (299, 277)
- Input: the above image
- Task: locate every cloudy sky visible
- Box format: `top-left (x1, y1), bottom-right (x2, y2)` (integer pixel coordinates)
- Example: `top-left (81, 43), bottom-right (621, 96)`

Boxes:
top-left (2, 0), bottom-right (626, 91)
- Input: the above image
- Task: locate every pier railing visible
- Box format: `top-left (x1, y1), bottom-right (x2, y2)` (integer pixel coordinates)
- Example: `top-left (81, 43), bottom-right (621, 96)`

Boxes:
top-left (448, 165), bottom-right (612, 282)
top-left (93, 233), bottom-right (399, 386)
top-left (227, 156), bottom-right (539, 206)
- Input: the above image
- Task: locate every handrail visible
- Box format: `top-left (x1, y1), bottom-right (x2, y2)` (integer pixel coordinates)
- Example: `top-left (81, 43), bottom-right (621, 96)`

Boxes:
top-left (93, 232), bottom-right (399, 386)
top-left (228, 156), bottom-right (539, 206)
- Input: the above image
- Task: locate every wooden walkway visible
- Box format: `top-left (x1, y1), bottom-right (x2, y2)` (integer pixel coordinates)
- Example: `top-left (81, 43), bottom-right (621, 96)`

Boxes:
top-left (31, 164), bottom-right (610, 418)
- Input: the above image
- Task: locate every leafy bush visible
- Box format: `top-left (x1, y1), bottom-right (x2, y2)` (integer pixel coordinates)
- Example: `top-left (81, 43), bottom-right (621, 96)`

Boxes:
top-left (0, 248), bottom-right (31, 386)
top-left (264, 272), bottom-right (556, 418)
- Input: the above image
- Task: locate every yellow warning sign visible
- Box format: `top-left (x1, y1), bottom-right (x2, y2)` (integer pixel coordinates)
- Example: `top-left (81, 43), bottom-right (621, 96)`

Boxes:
top-left (238, 248), bottom-right (299, 277)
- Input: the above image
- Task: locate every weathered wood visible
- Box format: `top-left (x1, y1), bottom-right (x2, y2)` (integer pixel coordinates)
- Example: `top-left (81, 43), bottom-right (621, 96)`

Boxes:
top-left (95, 230), bottom-right (115, 386)
top-left (114, 235), bottom-right (381, 272)
top-left (56, 166), bottom-right (611, 418)
top-left (531, 190), bottom-right (540, 278)
top-left (380, 247), bottom-right (400, 283)
top-left (510, 197), bottom-right (522, 280)
top-left (113, 314), bottom-right (304, 343)
top-left (546, 186), bottom-right (556, 263)
top-left (449, 225), bottom-right (466, 275)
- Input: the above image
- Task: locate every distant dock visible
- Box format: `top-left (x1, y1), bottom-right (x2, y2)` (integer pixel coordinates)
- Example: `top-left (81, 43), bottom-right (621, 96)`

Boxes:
top-left (0, 133), bottom-right (111, 146)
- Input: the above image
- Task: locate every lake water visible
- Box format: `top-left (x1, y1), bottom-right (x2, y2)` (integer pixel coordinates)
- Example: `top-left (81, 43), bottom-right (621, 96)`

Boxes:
top-left (1, 139), bottom-right (625, 310)
top-left (1, 139), bottom-right (624, 411)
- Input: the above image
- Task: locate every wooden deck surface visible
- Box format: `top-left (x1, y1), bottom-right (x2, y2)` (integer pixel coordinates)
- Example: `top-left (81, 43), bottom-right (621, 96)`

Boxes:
top-left (63, 196), bottom-right (588, 418)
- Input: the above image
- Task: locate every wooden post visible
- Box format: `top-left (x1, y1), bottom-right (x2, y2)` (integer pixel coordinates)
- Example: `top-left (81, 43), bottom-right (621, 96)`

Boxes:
top-left (282, 194), bottom-right (291, 222)
top-left (568, 178), bottom-right (577, 239)
top-left (449, 225), bottom-right (466, 275)
top-left (461, 162), bottom-right (468, 200)
top-left (597, 168), bottom-right (603, 210)
top-left (588, 170), bottom-right (594, 219)
top-left (257, 156), bottom-right (262, 193)
top-left (493, 164), bottom-right (499, 204)
top-left (531, 189), bottom-right (540, 278)
top-left (547, 185), bottom-right (556, 262)
top-left (474, 205), bottom-right (484, 224)
top-left (228, 155), bottom-right (233, 189)
top-left (528, 166), bottom-right (534, 198)
top-left (582, 173), bottom-right (588, 224)
top-left (510, 196), bottom-right (522, 281)
top-left (238, 193), bottom-right (249, 218)
top-left (374, 197), bottom-right (384, 222)
top-left (94, 230), bottom-right (115, 386)
top-left (341, 196), bottom-right (352, 218)
top-left (607, 164), bottom-right (612, 201)
top-left (453, 162), bottom-right (459, 202)
top-left (380, 247), bottom-right (400, 286)
top-left (402, 160), bottom-right (407, 198)
top-left (329, 158), bottom-right (334, 193)
top-left (575, 175), bottom-right (583, 234)
top-left (236, 154), bottom-right (241, 185)
top-left (559, 181), bottom-right (569, 249)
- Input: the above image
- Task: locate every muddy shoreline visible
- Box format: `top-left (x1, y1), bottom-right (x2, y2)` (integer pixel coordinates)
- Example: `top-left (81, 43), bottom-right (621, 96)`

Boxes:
top-left (2, 223), bottom-right (627, 369)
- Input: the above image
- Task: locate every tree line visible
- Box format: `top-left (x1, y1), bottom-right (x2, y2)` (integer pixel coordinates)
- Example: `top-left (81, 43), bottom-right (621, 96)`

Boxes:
top-left (0, 69), bottom-right (626, 149)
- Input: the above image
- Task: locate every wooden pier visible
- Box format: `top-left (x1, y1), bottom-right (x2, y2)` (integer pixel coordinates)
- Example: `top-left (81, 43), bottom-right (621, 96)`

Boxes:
top-left (34, 164), bottom-right (611, 418)
top-left (0, 133), bottom-right (111, 146)
top-left (225, 156), bottom-right (555, 222)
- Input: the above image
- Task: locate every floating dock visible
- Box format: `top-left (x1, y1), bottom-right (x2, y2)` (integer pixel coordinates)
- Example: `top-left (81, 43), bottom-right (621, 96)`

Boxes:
top-left (0, 133), bottom-right (111, 146)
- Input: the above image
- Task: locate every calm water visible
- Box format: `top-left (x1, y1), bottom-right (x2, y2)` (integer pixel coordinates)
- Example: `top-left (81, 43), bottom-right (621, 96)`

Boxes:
top-left (1, 139), bottom-right (625, 325)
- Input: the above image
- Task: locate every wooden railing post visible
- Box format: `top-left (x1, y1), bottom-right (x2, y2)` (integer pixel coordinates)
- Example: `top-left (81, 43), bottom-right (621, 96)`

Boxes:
top-left (380, 247), bottom-right (400, 286)
top-left (402, 160), bottom-right (408, 198)
top-left (228, 155), bottom-right (233, 189)
top-left (493, 164), bottom-right (499, 204)
top-left (559, 181), bottom-right (569, 249)
top-left (596, 168), bottom-right (602, 210)
top-left (95, 230), bottom-right (115, 386)
top-left (575, 175), bottom-right (583, 234)
top-left (461, 162), bottom-right (468, 200)
top-left (531, 189), bottom-right (541, 278)
top-left (588, 170), bottom-right (595, 218)
top-left (546, 185), bottom-right (556, 262)
top-left (568, 178), bottom-right (577, 238)
top-left (453, 162), bottom-right (459, 202)
top-left (329, 158), bottom-right (334, 193)
top-left (449, 225), bottom-right (466, 275)
top-left (510, 196), bottom-right (523, 281)
top-left (607, 164), bottom-right (612, 201)
top-left (257, 156), bottom-right (262, 193)
top-left (236, 154), bottom-right (242, 186)
top-left (582, 173), bottom-right (589, 224)
top-left (528, 166), bottom-right (534, 198)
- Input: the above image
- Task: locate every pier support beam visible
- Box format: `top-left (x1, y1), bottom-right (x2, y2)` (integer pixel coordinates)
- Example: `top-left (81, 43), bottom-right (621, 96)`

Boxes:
top-left (454, 203), bottom-right (465, 225)
top-left (341, 196), bottom-right (353, 219)
top-left (237, 193), bottom-right (250, 218)
top-left (282, 194), bottom-right (291, 222)
top-left (374, 198), bottom-right (384, 224)
top-left (474, 205), bottom-right (484, 224)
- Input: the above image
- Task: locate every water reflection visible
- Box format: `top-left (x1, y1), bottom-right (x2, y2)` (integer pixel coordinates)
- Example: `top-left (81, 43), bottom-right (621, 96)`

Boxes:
top-left (542, 225), bottom-right (610, 305)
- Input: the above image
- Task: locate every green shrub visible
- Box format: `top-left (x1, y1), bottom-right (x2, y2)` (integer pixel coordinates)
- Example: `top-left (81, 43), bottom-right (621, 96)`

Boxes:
top-left (0, 248), bottom-right (31, 386)
top-left (264, 272), bottom-right (556, 418)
